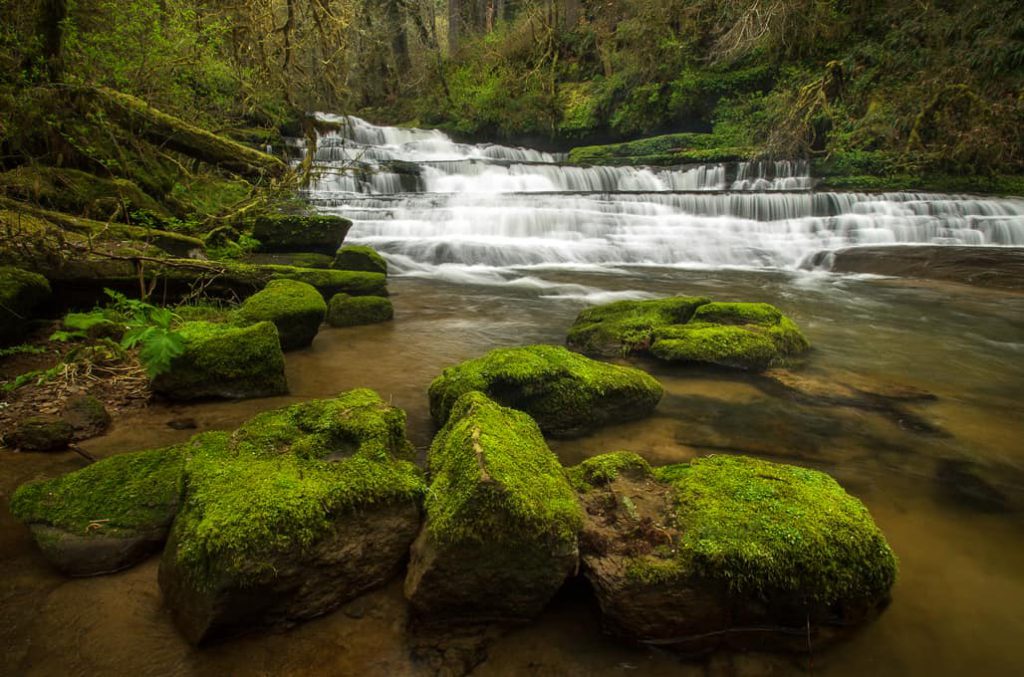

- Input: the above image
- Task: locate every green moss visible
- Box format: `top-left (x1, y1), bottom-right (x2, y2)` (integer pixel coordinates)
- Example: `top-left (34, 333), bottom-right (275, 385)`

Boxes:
top-left (332, 245), bottom-right (388, 275)
top-left (428, 345), bottom-right (663, 438)
top-left (425, 391), bottom-right (582, 547)
top-left (0, 165), bottom-right (169, 220)
top-left (169, 390), bottom-right (424, 588)
top-left (10, 417), bottom-right (74, 451)
top-left (0, 266), bottom-right (51, 345)
top-left (326, 293), bottom-right (394, 327)
top-left (566, 296), bottom-right (711, 356)
top-left (567, 451), bottom-right (653, 492)
top-left (263, 265), bottom-right (387, 299)
top-left (288, 253), bottom-right (334, 269)
top-left (252, 214), bottom-right (353, 256)
top-left (151, 320), bottom-right (286, 400)
top-left (627, 455), bottom-right (897, 604)
top-left (238, 279), bottom-right (326, 350)
top-left (568, 297), bottom-right (809, 371)
top-left (10, 446), bottom-right (185, 536)
top-left (568, 132), bottom-right (755, 167)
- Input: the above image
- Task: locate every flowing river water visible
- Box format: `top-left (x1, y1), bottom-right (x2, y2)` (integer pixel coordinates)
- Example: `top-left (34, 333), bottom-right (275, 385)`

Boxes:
top-left (2, 119), bottom-right (1024, 675)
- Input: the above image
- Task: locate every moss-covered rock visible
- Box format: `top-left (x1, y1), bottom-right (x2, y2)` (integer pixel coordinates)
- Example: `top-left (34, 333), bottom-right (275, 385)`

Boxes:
top-left (63, 395), bottom-right (112, 439)
top-left (237, 279), bottom-right (326, 350)
top-left (567, 297), bottom-right (810, 371)
top-left (10, 446), bottom-right (185, 575)
top-left (0, 266), bottom-right (51, 345)
top-left (326, 293), bottom-right (394, 327)
top-left (332, 245), bottom-right (387, 275)
top-left (428, 345), bottom-right (663, 438)
top-left (252, 214), bottom-right (352, 255)
top-left (573, 453), bottom-right (897, 651)
top-left (405, 392), bottom-right (581, 623)
top-left (288, 252), bottom-right (334, 269)
top-left (9, 417), bottom-right (74, 451)
top-left (159, 389), bottom-right (424, 643)
top-left (151, 320), bottom-right (287, 400)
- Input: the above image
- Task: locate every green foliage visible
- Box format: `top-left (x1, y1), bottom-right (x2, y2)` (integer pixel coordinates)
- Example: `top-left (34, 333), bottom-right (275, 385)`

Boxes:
top-left (425, 391), bottom-right (582, 547)
top-left (105, 290), bottom-right (185, 377)
top-left (0, 344), bottom-right (48, 358)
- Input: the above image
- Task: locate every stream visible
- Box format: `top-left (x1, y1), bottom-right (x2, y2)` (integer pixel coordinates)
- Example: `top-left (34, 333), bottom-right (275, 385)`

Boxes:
top-left (2, 119), bottom-right (1023, 675)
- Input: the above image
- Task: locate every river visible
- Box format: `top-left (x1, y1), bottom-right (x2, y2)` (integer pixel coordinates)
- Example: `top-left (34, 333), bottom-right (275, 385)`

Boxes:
top-left (1, 119), bottom-right (1023, 675)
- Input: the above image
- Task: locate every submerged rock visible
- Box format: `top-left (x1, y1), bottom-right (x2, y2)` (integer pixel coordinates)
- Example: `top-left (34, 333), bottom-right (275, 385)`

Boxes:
top-left (151, 321), bottom-right (287, 400)
top-left (159, 389), bottom-right (424, 643)
top-left (405, 392), bottom-right (581, 623)
top-left (0, 266), bottom-right (51, 345)
top-left (567, 297), bottom-right (809, 371)
top-left (63, 395), bottom-right (112, 439)
top-left (570, 453), bottom-right (896, 652)
top-left (252, 214), bottom-right (352, 255)
top-left (237, 279), bottom-right (327, 350)
top-left (10, 417), bottom-right (74, 451)
top-left (10, 446), bottom-right (185, 575)
top-left (326, 293), bottom-right (394, 327)
top-left (332, 245), bottom-right (388, 275)
top-left (428, 345), bottom-right (663, 438)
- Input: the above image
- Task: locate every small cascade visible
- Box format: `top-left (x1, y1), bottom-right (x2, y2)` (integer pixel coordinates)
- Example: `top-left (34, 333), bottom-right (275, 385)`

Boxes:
top-left (296, 115), bottom-right (1024, 274)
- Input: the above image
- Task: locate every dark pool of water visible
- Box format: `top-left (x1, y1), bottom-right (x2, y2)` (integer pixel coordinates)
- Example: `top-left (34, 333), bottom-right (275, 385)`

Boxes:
top-left (2, 268), bottom-right (1023, 675)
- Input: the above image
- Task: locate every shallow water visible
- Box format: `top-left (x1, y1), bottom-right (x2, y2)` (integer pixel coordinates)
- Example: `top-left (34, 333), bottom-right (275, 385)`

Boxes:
top-left (3, 268), bottom-right (1023, 675)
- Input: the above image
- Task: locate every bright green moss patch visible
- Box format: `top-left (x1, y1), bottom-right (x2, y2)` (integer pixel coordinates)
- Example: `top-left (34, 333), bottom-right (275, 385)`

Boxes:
top-left (633, 455), bottom-right (897, 603)
top-left (238, 279), bottom-right (326, 350)
top-left (170, 390), bottom-right (424, 588)
top-left (424, 391), bottom-right (582, 547)
top-left (326, 293), bottom-right (394, 327)
top-left (252, 214), bottom-right (352, 255)
top-left (10, 446), bottom-right (185, 536)
top-left (567, 296), bottom-right (809, 371)
top-left (151, 320), bottom-right (286, 400)
top-left (263, 265), bottom-right (387, 299)
top-left (332, 245), bottom-right (387, 275)
top-left (566, 296), bottom-right (710, 357)
top-left (567, 451), bottom-right (653, 492)
top-left (428, 344), bottom-right (663, 438)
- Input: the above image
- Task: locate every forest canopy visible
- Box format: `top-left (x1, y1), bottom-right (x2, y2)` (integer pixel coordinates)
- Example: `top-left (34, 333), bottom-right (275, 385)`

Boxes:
top-left (1, 0), bottom-right (1023, 177)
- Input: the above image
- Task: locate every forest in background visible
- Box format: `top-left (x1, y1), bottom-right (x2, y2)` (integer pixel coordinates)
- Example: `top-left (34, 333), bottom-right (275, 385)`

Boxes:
top-left (1, 0), bottom-right (1023, 208)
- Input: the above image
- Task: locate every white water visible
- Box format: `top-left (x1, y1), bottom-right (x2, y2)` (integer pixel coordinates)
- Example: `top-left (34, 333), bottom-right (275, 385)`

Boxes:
top-left (301, 115), bottom-right (1024, 287)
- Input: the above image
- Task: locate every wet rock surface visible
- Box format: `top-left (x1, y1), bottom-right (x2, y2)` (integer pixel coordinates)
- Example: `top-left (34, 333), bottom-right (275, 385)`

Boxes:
top-left (811, 245), bottom-right (1024, 290)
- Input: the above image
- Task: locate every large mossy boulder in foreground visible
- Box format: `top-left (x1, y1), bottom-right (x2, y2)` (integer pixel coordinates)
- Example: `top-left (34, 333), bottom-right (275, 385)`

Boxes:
top-left (332, 245), bottom-right (388, 275)
top-left (10, 446), bottom-right (185, 576)
top-left (238, 279), bottom-right (326, 350)
top-left (405, 392), bottom-right (581, 623)
top-left (252, 214), bottom-right (352, 255)
top-left (151, 321), bottom-right (287, 400)
top-left (159, 389), bottom-right (424, 643)
top-left (570, 453), bottom-right (897, 652)
top-left (428, 345), bottom-right (663, 438)
top-left (326, 292), bottom-right (394, 327)
top-left (567, 297), bottom-right (809, 371)
top-left (0, 266), bottom-right (51, 345)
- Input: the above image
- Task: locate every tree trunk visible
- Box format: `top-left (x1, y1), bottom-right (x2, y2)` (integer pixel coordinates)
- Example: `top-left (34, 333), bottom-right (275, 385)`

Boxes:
top-left (448, 0), bottom-right (461, 53)
top-left (38, 0), bottom-right (68, 81)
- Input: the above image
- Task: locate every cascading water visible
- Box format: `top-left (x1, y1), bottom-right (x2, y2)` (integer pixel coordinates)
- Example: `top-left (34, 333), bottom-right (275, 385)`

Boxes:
top-left (299, 115), bottom-right (1024, 293)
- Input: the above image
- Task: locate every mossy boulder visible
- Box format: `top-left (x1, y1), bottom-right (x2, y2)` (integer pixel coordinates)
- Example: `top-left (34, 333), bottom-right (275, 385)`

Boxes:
top-left (567, 297), bottom-right (810, 371)
top-left (0, 266), bottom-right (51, 345)
top-left (332, 245), bottom-right (387, 275)
top-left (573, 453), bottom-right (897, 651)
top-left (158, 389), bottom-right (424, 643)
top-left (405, 392), bottom-right (581, 623)
top-left (151, 321), bottom-right (287, 400)
top-left (428, 345), bottom-right (663, 438)
top-left (326, 293), bottom-right (394, 327)
top-left (10, 446), bottom-right (185, 575)
top-left (288, 252), bottom-right (334, 269)
top-left (237, 279), bottom-right (326, 350)
top-left (0, 165), bottom-right (169, 221)
top-left (9, 417), bottom-right (74, 451)
top-left (252, 214), bottom-right (352, 255)
top-left (63, 395), bottom-right (112, 439)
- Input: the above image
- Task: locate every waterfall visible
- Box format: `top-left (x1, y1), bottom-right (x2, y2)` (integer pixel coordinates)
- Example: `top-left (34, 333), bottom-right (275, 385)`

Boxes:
top-left (299, 115), bottom-right (1024, 275)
